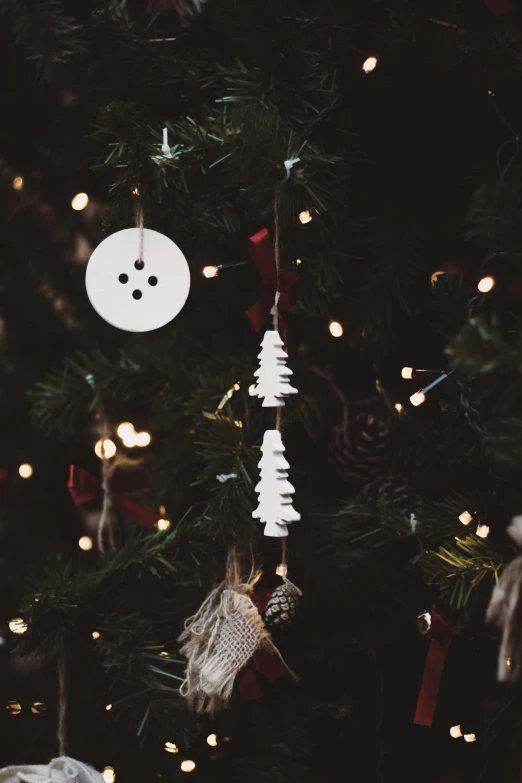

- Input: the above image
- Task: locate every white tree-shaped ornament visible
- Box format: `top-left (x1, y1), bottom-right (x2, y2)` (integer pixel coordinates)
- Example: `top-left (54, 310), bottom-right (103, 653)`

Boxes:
top-left (253, 430), bottom-right (300, 537)
top-left (249, 330), bottom-right (297, 407)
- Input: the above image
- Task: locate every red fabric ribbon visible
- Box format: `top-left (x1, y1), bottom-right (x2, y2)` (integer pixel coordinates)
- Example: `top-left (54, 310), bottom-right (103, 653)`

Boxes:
top-left (484, 0), bottom-right (514, 14)
top-left (245, 229), bottom-right (299, 331)
top-left (237, 648), bottom-right (288, 702)
top-left (67, 465), bottom-right (161, 529)
top-left (414, 610), bottom-right (452, 727)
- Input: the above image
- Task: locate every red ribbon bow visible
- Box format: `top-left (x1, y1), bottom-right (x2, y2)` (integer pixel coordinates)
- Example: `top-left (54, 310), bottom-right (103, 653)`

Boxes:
top-left (67, 465), bottom-right (161, 529)
top-left (236, 588), bottom-right (288, 701)
top-left (414, 610), bottom-right (452, 727)
top-left (245, 229), bottom-right (299, 331)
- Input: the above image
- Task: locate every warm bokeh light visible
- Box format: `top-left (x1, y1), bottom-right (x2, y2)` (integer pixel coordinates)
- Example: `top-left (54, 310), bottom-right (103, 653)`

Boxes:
top-left (164, 742), bottom-right (179, 754)
top-left (180, 761), bottom-right (196, 773)
top-left (9, 618), bottom-right (27, 635)
top-left (249, 384), bottom-right (257, 393)
top-left (12, 176), bottom-right (24, 191)
top-left (401, 367), bottom-right (413, 379)
top-left (71, 192), bottom-right (89, 211)
top-left (459, 511), bottom-right (473, 526)
top-left (395, 403), bottom-right (403, 413)
top-left (95, 439), bottom-right (117, 459)
top-left (31, 701), bottom-right (47, 714)
top-left (276, 563), bottom-right (288, 577)
top-left (450, 725), bottom-right (463, 738)
top-left (295, 258), bottom-right (302, 265)
top-left (476, 524), bottom-right (490, 539)
top-left (362, 56), bottom-right (378, 73)
top-left (478, 276), bottom-right (495, 293)
top-left (106, 704), bottom-right (112, 711)
top-left (117, 422), bottom-right (135, 440)
top-left (102, 767), bottom-right (115, 783)
top-left (430, 270), bottom-right (446, 286)
top-left (207, 734), bottom-right (218, 747)
top-left (464, 733), bottom-right (477, 743)
top-left (410, 391), bottom-right (426, 407)
top-left (122, 434), bottom-right (137, 448)
top-left (156, 518), bottom-right (171, 531)
top-left (6, 701), bottom-right (22, 715)
top-left (299, 210), bottom-right (312, 224)
top-left (203, 265), bottom-right (219, 278)
top-left (18, 463), bottom-right (33, 479)
top-left (92, 631), bottom-right (100, 640)
top-left (79, 535), bottom-right (93, 551)
top-left (135, 431), bottom-right (151, 448)
top-left (159, 651), bottom-right (169, 657)
top-left (329, 321), bottom-right (343, 338)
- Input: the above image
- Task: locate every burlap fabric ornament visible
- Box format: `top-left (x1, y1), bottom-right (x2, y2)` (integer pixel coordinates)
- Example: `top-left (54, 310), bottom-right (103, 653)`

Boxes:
top-left (179, 551), bottom-right (296, 712)
top-left (0, 758), bottom-right (103, 783)
top-left (487, 516), bottom-right (522, 681)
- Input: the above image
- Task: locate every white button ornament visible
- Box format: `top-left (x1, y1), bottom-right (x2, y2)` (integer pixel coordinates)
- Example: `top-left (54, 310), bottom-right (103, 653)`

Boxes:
top-left (86, 228), bottom-right (190, 332)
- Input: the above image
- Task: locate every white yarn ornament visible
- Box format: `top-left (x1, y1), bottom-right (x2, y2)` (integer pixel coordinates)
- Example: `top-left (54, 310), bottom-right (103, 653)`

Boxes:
top-left (249, 330), bottom-right (297, 407)
top-left (252, 430), bottom-right (300, 537)
top-left (0, 757), bottom-right (103, 783)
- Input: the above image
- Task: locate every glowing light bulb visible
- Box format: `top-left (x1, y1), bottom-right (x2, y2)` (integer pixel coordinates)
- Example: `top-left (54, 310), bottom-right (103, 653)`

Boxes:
top-left (329, 321), bottom-right (343, 337)
top-left (180, 761), bottom-right (196, 773)
top-left (410, 391), bottom-right (426, 407)
top-left (79, 535), bottom-right (93, 551)
top-left (203, 265), bottom-right (219, 278)
top-left (31, 701), bottom-right (47, 714)
top-left (122, 433), bottom-right (137, 448)
top-left (102, 767), bottom-right (115, 783)
top-left (249, 384), bottom-right (256, 393)
top-left (106, 704), bottom-right (112, 711)
top-left (459, 511), bottom-right (473, 525)
top-left (401, 367), bottom-right (413, 379)
top-left (431, 270), bottom-right (446, 285)
top-left (164, 742), bottom-right (179, 753)
top-left (207, 733), bottom-right (218, 747)
top-left (464, 733), bottom-right (477, 743)
top-left (135, 431), bottom-right (151, 448)
top-left (9, 618), bottom-right (27, 635)
top-left (117, 422), bottom-right (135, 440)
top-left (476, 524), bottom-right (490, 539)
top-left (362, 56), bottom-right (378, 73)
top-left (159, 651), bottom-right (169, 658)
top-left (299, 210), bottom-right (312, 224)
top-left (295, 258), bottom-right (302, 265)
top-left (276, 563), bottom-right (288, 577)
top-left (95, 439), bottom-right (116, 459)
top-left (92, 631), bottom-right (100, 640)
top-left (450, 725), bottom-right (463, 738)
top-left (156, 518), bottom-right (171, 531)
top-left (132, 187), bottom-right (140, 196)
top-left (395, 403), bottom-right (403, 413)
top-left (71, 192), bottom-right (89, 211)
top-left (6, 701), bottom-right (22, 715)
top-left (18, 463), bottom-right (33, 479)
top-left (12, 176), bottom-right (23, 191)
top-left (478, 276), bottom-right (495, 293)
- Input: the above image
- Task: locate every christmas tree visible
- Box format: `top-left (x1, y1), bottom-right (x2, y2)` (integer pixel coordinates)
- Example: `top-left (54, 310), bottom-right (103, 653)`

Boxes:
top-left (249, 330), bottom-right (297, 407)
top-left (2, 1), bottom-right (522, 781)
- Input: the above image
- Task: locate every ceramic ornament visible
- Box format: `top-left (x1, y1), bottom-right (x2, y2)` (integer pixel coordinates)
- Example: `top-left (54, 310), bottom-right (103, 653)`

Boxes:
top-left (249, 330), bottom-right (297, 407)
top-left (86, 228), bottom-right (190, 332)
top-left (252, 430), bottom-right (300, 537)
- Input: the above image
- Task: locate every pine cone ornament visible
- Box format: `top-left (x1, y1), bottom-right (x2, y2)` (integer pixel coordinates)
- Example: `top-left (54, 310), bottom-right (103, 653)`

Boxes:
top-left (329, 405), bottom-right (390, 488)
top-left (263, 578), bottom-right (302, 628)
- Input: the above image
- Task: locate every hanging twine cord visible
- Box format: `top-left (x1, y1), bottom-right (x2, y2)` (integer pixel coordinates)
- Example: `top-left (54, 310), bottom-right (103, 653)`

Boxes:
top-left (135, 203), bottom-right (145, 265)
top-left (57, 637), bottom-right (67, 757)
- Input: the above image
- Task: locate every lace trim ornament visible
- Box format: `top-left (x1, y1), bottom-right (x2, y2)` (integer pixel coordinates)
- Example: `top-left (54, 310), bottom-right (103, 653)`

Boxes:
top-left (249, 330), bottom-right (297, 407)
top-left (179, 551), bottom-right (295, 713)
top-left (487, 515), bottom-right (522, 681)
top-left (0, 758), bottom-right (103, 783)
top-left (252, 430), bottom-right (300, 538)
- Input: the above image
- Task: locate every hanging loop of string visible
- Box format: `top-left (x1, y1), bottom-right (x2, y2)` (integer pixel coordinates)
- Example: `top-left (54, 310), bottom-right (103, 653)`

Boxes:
top-left (57, 637), bottom-right (67, 756)
top-left (135, 202), bottom-right (145, 266)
